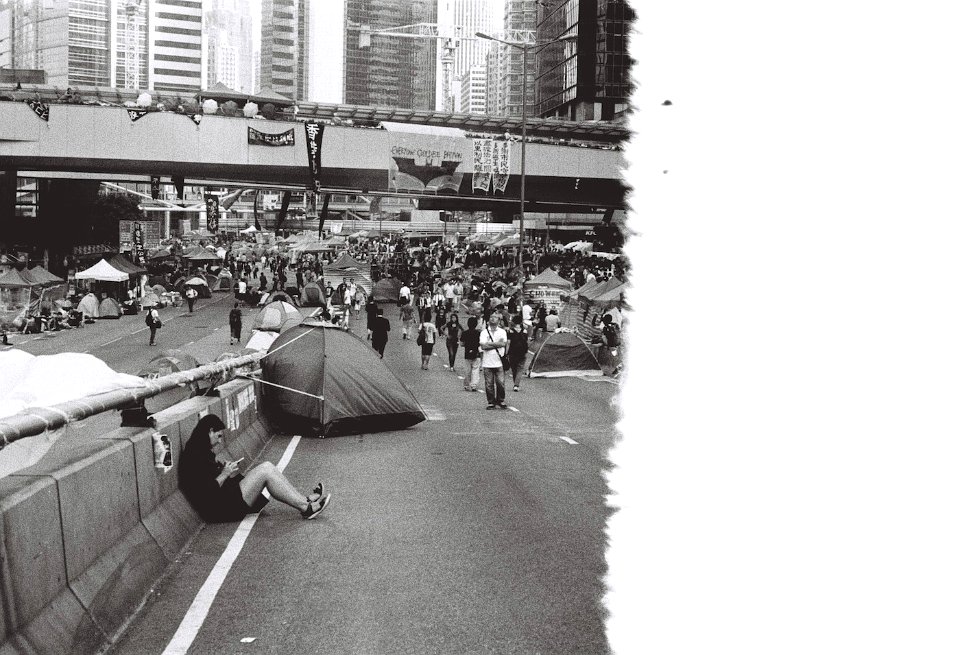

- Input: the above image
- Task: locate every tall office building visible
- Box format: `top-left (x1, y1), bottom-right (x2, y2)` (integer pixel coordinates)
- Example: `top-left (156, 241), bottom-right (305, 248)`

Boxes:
top-left (0, 3), bottom-right (13, 70)
top-left (457, 64), bottom-right (486, 114)
top-left (535, 0), bottom-right (633, 120)
top-left (436, 0), bottom-right (500, 111)
top-left (8, 0), bottom-right (112, 87)
top-left (343, 0), bottom-right (436, 110)
top-left (489, 0), bottom-right (536, 117)
top-left (259, 0), bottom-right (297, 100)
top-left (149, 0), bottom-right (204, 92)
top-left (205, 0), bottom-right (254, 93)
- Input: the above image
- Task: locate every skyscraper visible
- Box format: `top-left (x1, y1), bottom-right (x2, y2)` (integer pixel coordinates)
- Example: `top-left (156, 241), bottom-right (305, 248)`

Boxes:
top-left (113, 0), bottom-right (148, 89)
top-left (490, 0), bottom-right (536, 118)
top-left (535, 0), bottom-right (633, 120)
top-left (206, 0), bottom-right (254, 93)
top-left (259, 0), bottom-right (298, 100)
top-left (436, 0), bottom-right (501, 111)
top-left (8, 0), bottom-right (112, 88)
top-left (457, 64), bottom-right (487, 114)
top-left (343, 0), bottom-right (436, 110)
top-left (150, 0), bottom-right (205, 92)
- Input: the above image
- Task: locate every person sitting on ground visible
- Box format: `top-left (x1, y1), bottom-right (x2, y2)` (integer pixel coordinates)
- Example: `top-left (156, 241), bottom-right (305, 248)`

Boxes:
top-left (179, 415), bottom-right (331, 522)
top-left (544, 308), bottom-right (561, 333)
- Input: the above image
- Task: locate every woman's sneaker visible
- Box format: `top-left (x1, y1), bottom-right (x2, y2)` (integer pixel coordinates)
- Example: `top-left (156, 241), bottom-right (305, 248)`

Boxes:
top-left (301, 494), bottom-right (331, 519)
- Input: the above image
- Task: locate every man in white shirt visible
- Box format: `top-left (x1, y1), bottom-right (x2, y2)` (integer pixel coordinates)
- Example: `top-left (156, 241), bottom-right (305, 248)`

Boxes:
top-left (478, 312), bottom-right (508, 409)
top-left (399, 283), bottom-right (411, 303)
top-left (521, 300), bottom-right (533, 336)
top-left (452, 279), bottom-right (463, 309)
top-left (443, 280), bottom-right (456, 310)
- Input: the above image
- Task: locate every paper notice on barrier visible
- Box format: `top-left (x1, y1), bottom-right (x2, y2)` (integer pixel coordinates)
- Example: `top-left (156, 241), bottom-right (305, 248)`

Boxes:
top-left (0, 427), bottom-right (64, 479)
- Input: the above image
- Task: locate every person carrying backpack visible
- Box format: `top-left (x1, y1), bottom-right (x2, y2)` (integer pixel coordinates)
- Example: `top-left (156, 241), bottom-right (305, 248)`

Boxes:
top-left (146, 307), bottom-right (161, 346)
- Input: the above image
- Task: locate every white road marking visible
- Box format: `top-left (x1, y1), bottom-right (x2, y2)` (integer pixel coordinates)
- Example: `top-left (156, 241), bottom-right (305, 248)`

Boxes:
top-left (559, 436), bottom-right (579, 445)
top-left (421, 406), bottom-right (446, 421)
top-left (162, 435), bottom-right (302, 655)
top-left (508, 406), bottom-right (519, 412)
top-left (457, 376), bottom-right (464, 380)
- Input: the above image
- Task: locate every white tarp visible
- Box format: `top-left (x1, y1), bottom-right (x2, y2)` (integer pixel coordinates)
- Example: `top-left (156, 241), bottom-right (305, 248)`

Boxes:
top-left (0, 350), bottom-right (149, 477)
top-left (74, 259), bottom-right (129, 282)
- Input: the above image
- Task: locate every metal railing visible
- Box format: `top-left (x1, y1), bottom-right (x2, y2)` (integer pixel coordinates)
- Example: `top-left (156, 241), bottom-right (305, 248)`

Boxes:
top-left (0, 352), bottom-right (265, 446)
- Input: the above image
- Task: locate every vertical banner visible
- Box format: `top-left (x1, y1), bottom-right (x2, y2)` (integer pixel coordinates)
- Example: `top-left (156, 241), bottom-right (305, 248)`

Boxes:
top-left (304, 121), bottom-right (324, 193)
top-left (132, 222), bottom-right (147, 266)
top-left (173, 176), bottom-right (185, 200)
top-left (150, 176), bottom-right (161, 200)
top-left (204, 193), bottom-right (220, 232)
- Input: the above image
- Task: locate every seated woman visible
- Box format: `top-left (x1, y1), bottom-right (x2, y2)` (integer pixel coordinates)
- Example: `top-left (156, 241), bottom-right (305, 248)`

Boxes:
top-left (179, 415), bottom-right (330, 522)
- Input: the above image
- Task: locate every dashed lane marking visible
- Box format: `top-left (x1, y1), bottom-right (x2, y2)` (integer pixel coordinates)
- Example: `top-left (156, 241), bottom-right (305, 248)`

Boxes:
top-left (508, 406), bottom-right (519, 412)
top-left (559, 436), bottom-right (580, 445)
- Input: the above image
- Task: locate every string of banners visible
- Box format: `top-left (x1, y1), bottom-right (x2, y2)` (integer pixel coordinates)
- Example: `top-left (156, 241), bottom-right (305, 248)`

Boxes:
top-left (248, 126), bottom-right (295, 146)
top-left (472, 139), bottom-right (511, 194)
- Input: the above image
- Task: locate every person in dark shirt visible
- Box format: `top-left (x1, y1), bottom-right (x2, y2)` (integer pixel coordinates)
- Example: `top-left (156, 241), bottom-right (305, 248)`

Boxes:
top-left (506, 314), bottom-right (530, 392)
top-left (179, 415), bottom-right (330, 522)
top-left (371, 308), bottom-right (390, 358)
top-left (442, 313), bottom-right (462, 370)
top-left (229, 302), bottom-right (242, 345)
top-left (459, 316), bottom-right (481, 392)
top-left (365, 298), bottom-right (378, 340)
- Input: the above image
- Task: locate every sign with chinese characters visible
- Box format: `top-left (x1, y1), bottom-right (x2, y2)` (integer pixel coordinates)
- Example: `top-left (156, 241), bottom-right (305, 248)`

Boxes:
top-left (119, 221), bottom-right (161, 251)
top-left (248, 127), bottom-right (295, 146)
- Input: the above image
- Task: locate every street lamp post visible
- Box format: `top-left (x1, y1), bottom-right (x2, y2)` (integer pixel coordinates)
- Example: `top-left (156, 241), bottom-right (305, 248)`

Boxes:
top-left (476, 31), bottom-right (576, 272)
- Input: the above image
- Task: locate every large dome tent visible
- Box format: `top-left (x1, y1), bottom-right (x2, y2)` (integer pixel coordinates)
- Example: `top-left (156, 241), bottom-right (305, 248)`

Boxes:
top-left (260, 321), bottom-right (426, 437)
top-left (77, 292), bottom-right (100, 318)
top-left (300, 281), bottom-right (326, 307)
top-left (527, 330), bottom-right (603, 378)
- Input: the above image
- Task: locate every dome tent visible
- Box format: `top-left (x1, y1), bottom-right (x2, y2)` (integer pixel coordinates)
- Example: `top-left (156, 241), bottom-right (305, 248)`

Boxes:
top-left (261, 321), bottom-right (426, 437)
top-left (97, 297), bottom-right (122, 319)
top-left (77, 292), bottom-right (100, 318)
top-left (526, 330), bottom-right (603, 378)
top-left (251, 300), bottom-right (301, 333)
top-left (213, 272), bottom-right (234, 292)
top-left (300, 281), bottom-right (326, 307)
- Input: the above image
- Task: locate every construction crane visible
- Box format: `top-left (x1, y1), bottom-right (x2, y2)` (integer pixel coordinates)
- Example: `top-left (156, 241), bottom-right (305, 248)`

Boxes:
top-left (349, 22), bottom-right (536, 112)
top-left (123, 0), bottom-right (144, 89)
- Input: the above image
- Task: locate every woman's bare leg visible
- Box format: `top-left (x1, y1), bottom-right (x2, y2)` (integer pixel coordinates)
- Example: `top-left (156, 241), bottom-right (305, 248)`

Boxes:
top-left (238, 462), bottom-right (309, 512)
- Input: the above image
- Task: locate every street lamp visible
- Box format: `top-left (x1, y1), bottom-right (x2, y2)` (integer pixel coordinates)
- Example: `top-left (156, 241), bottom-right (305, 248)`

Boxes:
top-left (475, 30), bottom-right (577, 271)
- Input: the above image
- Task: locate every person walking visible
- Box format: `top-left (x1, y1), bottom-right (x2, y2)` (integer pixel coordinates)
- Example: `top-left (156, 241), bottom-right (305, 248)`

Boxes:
top-left (478, 312), bottom-right (508, 409)
top-left (229, 302), bottom-right (242, 345)
top-left (370, 307), bottom-right (391, 358)
top-left (417, 309), bottom-right (439, 370)
top-left (185, 286), bottom-right (198, 312)
top-left (365, 297), bottom-right (378, 340)
top-left (399, 299), bottom-right (416, 340)
top-left (146, 306), bottom-right (161, 346)
top-left (506, 314), bottom-right (530, 392)
top-left (442, 312), bottom-right (462, 370)
top-left (460, 316), bottom-right (481, 392)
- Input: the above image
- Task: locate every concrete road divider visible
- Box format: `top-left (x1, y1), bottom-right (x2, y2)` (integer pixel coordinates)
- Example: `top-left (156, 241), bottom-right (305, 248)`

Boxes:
top-left (0, 379), bottom-right (273, 653)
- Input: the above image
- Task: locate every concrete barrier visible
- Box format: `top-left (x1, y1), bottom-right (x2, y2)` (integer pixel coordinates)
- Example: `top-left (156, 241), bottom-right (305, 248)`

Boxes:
top-left (0, 380), bottom-right (273, 654)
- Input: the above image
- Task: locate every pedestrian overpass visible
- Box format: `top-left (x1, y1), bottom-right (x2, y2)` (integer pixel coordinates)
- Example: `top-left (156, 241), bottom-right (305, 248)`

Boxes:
top-left (0, 91), bottom-right (627, 215)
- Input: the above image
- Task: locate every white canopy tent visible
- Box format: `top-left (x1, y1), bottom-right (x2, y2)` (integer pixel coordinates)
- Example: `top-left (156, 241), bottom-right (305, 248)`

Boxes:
top-left (74, 259), bottom-right (129, 282)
